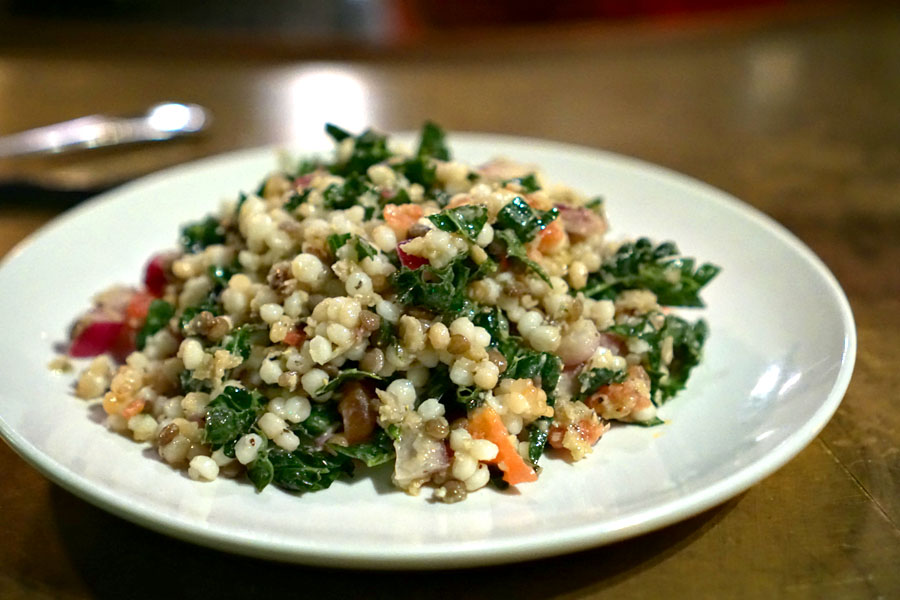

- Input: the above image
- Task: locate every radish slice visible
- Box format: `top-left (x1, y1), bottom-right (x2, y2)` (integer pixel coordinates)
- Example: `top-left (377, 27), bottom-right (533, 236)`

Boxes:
top-left (69, 321), bottom-right (125, 357)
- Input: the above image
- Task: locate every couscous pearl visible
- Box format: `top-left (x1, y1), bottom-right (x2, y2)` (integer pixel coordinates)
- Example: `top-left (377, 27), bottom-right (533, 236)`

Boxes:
top-left (530, 325), bottom-right (561, 352)
top-left (428, 322), bottom-right (450, 350)
top-left (274, 430), bottom-right (301, 451)
top-left (473, 360), bottom-right (500, 390)
top-left (283, 396), bottom-right (311, 423)
top-left (452, 453), bottom-right (478, 481)
top-left (309, 335), bottom-right (333, 364)
top-left (291, 253), bottom-right (326, 285)
top-left (235, 433), bottom-right (263, 464)
top-left (259, 412), bottom-right (287, 439)
top-left (301, 369), bottom-right (329, 397)
top-left (259, 357), bottom-right (283, 384)
top-left (260, 303), bottom-right (284, 323)
top-left (188, 455), bottom-right (219, 481)
top-left (179, 338), bottom-right (205, 371)
top-left (386, 378), bottom-right (416, 407)
top-left (465, 464), bottom-right (491, 492)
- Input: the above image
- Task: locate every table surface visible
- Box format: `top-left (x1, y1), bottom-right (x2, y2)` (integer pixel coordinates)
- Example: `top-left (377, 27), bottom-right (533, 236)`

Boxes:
top-left (1, 5), bottom-right (898, 599)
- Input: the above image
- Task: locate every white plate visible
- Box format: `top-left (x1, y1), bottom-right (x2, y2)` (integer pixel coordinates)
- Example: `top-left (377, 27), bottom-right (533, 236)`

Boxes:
top-left (0, 133), bottom-right (855, 569)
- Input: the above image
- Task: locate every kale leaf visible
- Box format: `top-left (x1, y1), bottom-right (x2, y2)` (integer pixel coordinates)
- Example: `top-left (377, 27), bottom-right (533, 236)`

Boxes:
top-left (136, 299), bottom-right (174, 350)
top-left (284, 188), bottom-right (310, 212)
top-left (581, 238), bottom-right (720, 307)
top-left (328, 127), bottom-right (391, 178)
top-left (295, 403), bottom-right (342, 438)
top-left (427, 204), bottom-right (488, 243)
top-left (398, 156), bottom-right (437, 189)
top-left (330, 428), bottom-right (396, 467)
top-left (574, 368), bottom-right (627, 402)
top-left (497, 336), bottom-right (563, 404)
top-left (322, 174), bottom-right (371, 210)
top-left (327, 232), bottom-right (352, 256)
top-left (222, 324), bottom-right (264, 360)
top-left (494, 196), bottom-right (558, 243)
top-left (526, 417), bottom-right (551, 466)
top-left (493, 229), bottom-right (552, 285)
top-left (391, 254), bottom-right (481, 319)
top-left (472, 305), bottom-right (509, 345)
top-left (180, 215), bottom-right (225, 253)
top-left (247, 451), bottom-right (275, 492)
top-left (204, 386), bottom-right (265, 447)
top-left (267, 447), bottom-right (354, 493)
top-left (502, 173), bottom-right (541, 193)
top-left (315, 369), bottom-right (383, 396)
top-left (417, 121), bottom-right (451, 161)
top-left (610, 313), bottom-right (709, 403)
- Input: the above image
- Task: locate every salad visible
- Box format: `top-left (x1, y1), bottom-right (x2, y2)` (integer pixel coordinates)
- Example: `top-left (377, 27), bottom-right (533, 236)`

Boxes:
top-left (67, 123), bottom-right (719, 502)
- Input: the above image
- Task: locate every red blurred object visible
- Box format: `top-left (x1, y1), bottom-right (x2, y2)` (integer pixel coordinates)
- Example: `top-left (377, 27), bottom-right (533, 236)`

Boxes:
top-left (397, 242), bottom-right (429, 270)
top-left (68, 321), bottom-right (125, 358)
top-left (143, 253), bottom-right (168, 297)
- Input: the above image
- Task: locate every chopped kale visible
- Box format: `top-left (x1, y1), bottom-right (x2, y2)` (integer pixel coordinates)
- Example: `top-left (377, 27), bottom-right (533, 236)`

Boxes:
top-left (327, 232), bottom-right (352, 256)
top-left (574, 367), bottom-right (627, 402)
top-left (493, 229), bottom-right (552, 285)
top-left (235, 191), bottom-right (248, 216)
top-left (391, 253), bottom-right (481, 319)
top-left (581, 238), bottom-right (720, 307)
top-left (222, 324), bottom-right (264, 360)
top-left (295, 158), bottom-right (321, 176)
top-left (502, 173), bottom-right (541, 193)
top-left (136, 299), bottom-right (174, 350)
top-left (421, 364), bottom-right (453, 403)
top-left (295, 403), bottom-right (341, 438)
top-left (585, 196), bottom-right (604, 211)
top-left (488, 464), bottom-right (510, 490)
top-left (208, 263), bottom-right (236, 288)
top-left (610, 313), bottom-right (709, 403)
top-left (178, 294), bottom-right (220, 332)
top-left (354, 236), bottom-right (378, 260)
top-left (180, 215), bottom-right (225, 253)
top-left (494, 196), bottom-right (558, 243)
top-left (398, 156), bottom-right (437, 189)
top-left (325, 123), bottom-right (352, 142)
top-left (427, 204), bottom-right (488, 243)
top-left (267, 447), bottom-right (354, 493)
top-left (204, 386), bottom-right (266, 448)
top-left (455, 386), bottom-right (485, 410)
top-left (526, 417), bottom-right (551, 466)
top-left (373, 318), bottom-right (396, 349)
top-left (179, 369), bottom-right (210, 394)
top-left (315, 368), bottom-right (383, 396)
top-left (247, 450), bottom-right (275, 492)
top-left (497, 337), bottom-right (562, 404)
top-left (322, 174), bottom-right (371, 210)
top-left (416, 121), bottom-right (451, 161)
top-left (472, 306), bottom-right (509, 345)
top-left (284, 188), bottom-right (310, 212)
top-left (328, 127), bottom-right (391, 178)
top-left (330, 428), bottom-right (395, 467)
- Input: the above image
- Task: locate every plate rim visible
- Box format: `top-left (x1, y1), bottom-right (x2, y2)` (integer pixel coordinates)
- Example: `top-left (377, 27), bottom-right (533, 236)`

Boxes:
top-left (0, 133), bottom-right (857, 569)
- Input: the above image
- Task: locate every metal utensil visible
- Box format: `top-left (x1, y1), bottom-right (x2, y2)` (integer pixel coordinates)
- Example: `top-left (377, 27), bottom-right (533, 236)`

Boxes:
top-left (0, 102), bottom-right (211, 158)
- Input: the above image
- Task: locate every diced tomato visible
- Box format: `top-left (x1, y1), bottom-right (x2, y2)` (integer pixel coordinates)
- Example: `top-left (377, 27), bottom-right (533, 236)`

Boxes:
top-left (467, 406), bottom-right (538, 486)
top-left (69, 321), bottom-right (125, 357)
top-left (143, 254), bottom-right (168, 297)
top-left (125, 291), bottom-right (154, 329)
top-left (397, 242), bottom-right (429, 270)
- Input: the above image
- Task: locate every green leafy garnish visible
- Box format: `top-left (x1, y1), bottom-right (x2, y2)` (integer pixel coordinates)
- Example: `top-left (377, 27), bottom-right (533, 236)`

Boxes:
top-left (327, 127), bottom-right (391, 178)
top-left (502, 173), bottom-right (540, 193)
top-left (581, 238), bottom-right (720, 307)
top-left (417, 121), bottom-right (450, 161)
top-left (325, 123), bottom-right (352, 142)
top-left (398, 156), bottom-right (437, 189)
top-left (322, 174), bottom-right (371, 210)
top-left (471, 306), bottom-right (509, 345)
top-left (327, 232), bottom-right (352, 256)
top-left (494, 196), bottom-right (558, 243)
top-left (526, 418), bottom-right (550, 465)
top-left (391, 253), bottom-right (481, 319)
top-left (208, 264), bottom-right (236, 288)
top-left (284, 188), bottom-right (310, 212)
top-left (295, 403), bottom-right (342, 438)
top-left (497, 336), bottom-right (562, 403)
top-left (574, 368), bottom-right (627, 402)
top-left (136, 299), bottom-right (174, 350)
top-left (610, 313), bottom-right (709, 403)
top-left (247, 451), bottom-right (275, 492)
top-left (455, 386), bottom-right (485, 409)
top-left (493, 229), bottom-right (552, 285)
top-left (222, 324), bottom-right (264, 360)
top-left (315, 369), bottom-right (382, 396)
top-left (330, 429), bottom-right (396, 467)
top-left (180, 215), bottom-right (225, 253)
top-left (204, 386), bottom-right (265, 447)
top-left (353, 236), bottom-right (378, 260)
top-left (427, 204), bottom-right (488, 242)
top-left (266, 447), bottom-right (354, 493)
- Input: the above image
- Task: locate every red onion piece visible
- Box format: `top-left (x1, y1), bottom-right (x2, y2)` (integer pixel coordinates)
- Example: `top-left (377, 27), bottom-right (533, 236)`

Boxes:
top-left (69, 321), bottom-right (125, 357)
top-left (397, 242), bottom-right (429, 270)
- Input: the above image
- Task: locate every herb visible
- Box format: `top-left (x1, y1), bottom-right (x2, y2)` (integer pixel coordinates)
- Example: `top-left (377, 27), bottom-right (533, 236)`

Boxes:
top-left (327, 127), bottom-right (391, 178)
top-left (353, 236), bottom-right (378, 260)
top-left (455, 386), bottom-right (484, 409)
top-left (471, 306), bottom-right (509, 345)
top-left (235, 191), bottom-right (248, 216)
top-left (416, 121), bottom-right (450, 161)
top-left (330, 429), bottom-right (395, 467)
top-left (380, 187), bottom-right (411, 208)
top-left (421, 364), bottom-right (453, 403)
top-left (327, 232), bottom-right (352, 256)
top-left (267, 447), bottom-right (354, 493)
top-left (179, 369), bottom-right (210, 394)
top-left (178, 295), bottom-right (220, 331)
top-left (284, 188), bottom-right (310, 212)
top-left (488, 464), bottom-right (510, 490)
top-left (610, 313), bottom-right (709, 403)
top-left (497, 337), bottom-right (562, 403)
top-left (295, 158), bottom-right (321, 176)
top-left (526, 418), bottom-right (550, 465)
top-left (574, 368), bottom-right (627, 402)
top-left (427, 204), bottom-right (488, 243)
top-left (373, 318), bottom-right (396, 348)
top-left (493, 229), bottom-right (552, 285)
top-left (323, 174), bottom-right (371, 210)
top-left (585, 196), bottom-right (604, 211)
top-left (494, 196), bottom-right (558, 243)
top-left (295, 403), bottom-right (341, 438)
top-left (180, 215), bottom-right (225, 253)
top-left (633, 416), bottom-right (665, 427)
top-left (316, 369), bottom-right (383, 396)
top-left (136, 299), bottom-right (174, 350)
top-left (581, 238), bottom-right (720, 307)
top-left (391, 254), bottom-right (480, 319)
top-left (503, 173), bottom-right (540, 193)
top-left (398, 156), bottom-right (437, 189)
top-left (222, 324), bottom-right (263, 360)
top-left (204, 386), bottom-right (265, 448)
top-left (247, 451), bottom-right (275, 492)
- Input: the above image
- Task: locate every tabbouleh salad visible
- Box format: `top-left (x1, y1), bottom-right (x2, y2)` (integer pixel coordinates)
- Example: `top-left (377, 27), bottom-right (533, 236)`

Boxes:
top-left (67, 123), bottom-right (719, 502)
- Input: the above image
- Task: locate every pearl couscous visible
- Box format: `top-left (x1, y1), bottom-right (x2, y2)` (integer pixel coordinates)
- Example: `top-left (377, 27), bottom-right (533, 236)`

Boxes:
top-left (67, 123), bottom-right (719, 502)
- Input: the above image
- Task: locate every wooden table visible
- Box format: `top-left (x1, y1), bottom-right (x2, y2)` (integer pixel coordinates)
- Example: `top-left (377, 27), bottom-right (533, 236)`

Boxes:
top-left (1, 5), bottom-right (898, 598)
